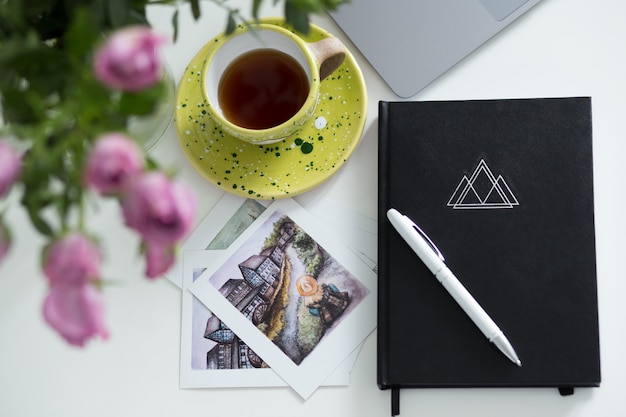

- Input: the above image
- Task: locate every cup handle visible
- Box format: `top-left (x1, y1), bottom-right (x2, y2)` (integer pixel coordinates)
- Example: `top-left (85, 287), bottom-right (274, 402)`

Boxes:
top-left (308, 37), bottom-right (346, 81)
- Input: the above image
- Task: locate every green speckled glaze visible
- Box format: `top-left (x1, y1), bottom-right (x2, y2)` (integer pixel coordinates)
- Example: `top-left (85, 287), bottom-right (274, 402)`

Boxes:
top-left (174, 18), bottom-right (367, 200)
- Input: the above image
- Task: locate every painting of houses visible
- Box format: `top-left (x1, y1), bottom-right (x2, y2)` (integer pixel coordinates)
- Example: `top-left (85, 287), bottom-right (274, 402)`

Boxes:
top-left (204, 315), bottom-right (263, 369)
top-left (190, 199), bottom-right (269, 371)
top-left (210, 210), bottom-right (370, 365)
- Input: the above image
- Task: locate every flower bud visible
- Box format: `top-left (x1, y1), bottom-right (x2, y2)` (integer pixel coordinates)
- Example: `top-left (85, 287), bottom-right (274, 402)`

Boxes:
top-left (84, 132), bottom-right (144, 195)
top-left (144, 242), bottom-right (176, 279)
top-left (43, 283), bottom-right (109, 347)
top-left (93, 26), bottom-right (167, 92)
top-left (43, 233), bottom-right (102, 287)
top-left (121, 172), bottom-right (196, 246)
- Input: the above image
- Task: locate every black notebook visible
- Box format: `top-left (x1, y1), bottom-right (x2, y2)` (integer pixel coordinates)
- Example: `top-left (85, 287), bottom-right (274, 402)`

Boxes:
top-left (377, 98), bottom-right (601, 415)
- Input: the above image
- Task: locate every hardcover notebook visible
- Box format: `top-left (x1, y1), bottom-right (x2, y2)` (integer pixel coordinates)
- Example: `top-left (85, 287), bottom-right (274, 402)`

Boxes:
top-left (377, 98), bottom-right (601, 414)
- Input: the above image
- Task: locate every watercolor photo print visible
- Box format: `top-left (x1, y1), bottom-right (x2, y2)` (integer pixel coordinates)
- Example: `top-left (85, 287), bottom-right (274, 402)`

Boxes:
top-left (207, 209), bottom-right (370, 365)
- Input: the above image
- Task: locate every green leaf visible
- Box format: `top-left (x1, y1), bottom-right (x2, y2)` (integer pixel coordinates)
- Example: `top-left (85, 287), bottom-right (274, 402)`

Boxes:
top-left (190, 0), bottom-right (201, 20)
top-left (23, 0), bottom-right (68, 40)
top-left (118, 82), bottom-right (165, 116)
top-left (1, 89), bottom-right (43, 124)
top-left (145, 155), bottom-right (159, 171)
top-left (0, 36), bottom-right (71, 96)
top-left (57, 182), bottom-right (82, 229)
top-left (284, 1), bottom-right (310, 35)
top-left (64, 7), bottom-right (99, 58)
top-left (225, 12), bottom-right (237, 35)
top-left (25, 205), bottom-right (55, 237)
top-left (22, 0), bottom-right (58, 20)
top-left (70, 77), bottom-right (126, 133)
top-left (285, 0), bottom-right (324, 13)
top-left (322, 0), bottom-right (348, 11)
top-left (171, 8), bottom-right (180, 42)
top-left (107, 0), bottom-right (129, 28)
top-left (0, 0), bottom-right (26, 37)
top-left (21, 187), bottom-right (55, 237)
top-left (252, 0), bottom-right (263, 20)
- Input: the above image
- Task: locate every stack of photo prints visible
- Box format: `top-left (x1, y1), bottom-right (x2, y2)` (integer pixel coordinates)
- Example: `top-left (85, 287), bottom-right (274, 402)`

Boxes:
top-left (168, 194), bottom-right (378, 399)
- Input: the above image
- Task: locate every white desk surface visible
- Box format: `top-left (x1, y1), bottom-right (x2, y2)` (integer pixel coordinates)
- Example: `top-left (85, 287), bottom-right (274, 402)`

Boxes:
top-left (1, 0), bottom-right (625, 415)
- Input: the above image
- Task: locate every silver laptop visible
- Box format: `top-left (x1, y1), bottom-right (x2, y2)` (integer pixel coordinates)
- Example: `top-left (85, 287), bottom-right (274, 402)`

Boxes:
top-left (330, 0), bottom-right (542, 97)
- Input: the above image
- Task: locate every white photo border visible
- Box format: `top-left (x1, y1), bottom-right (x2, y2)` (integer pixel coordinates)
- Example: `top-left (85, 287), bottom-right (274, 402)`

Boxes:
top-left (188, 198), bottom-right (377, 399)
top-left (180, 250), bottom-right (357, 388)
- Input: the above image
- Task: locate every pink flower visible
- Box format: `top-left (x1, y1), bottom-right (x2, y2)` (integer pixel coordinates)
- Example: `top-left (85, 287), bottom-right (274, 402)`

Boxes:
top-left (84, 132), bottom-right (144, 194)
top-left (43, 233), bottom-right (102, 287)
top-left (93, 26), bottom-right (167, 92)
top-left (121, 172), bottom-right (196, 245)
top-left (0, 140), bottom-right (22, 198)
top-left (0, 221), bottom-right (11, 264)
top-left (145, 242), bottom-right (176, 279)
top-left (43, 284), bottom-right (109, 347)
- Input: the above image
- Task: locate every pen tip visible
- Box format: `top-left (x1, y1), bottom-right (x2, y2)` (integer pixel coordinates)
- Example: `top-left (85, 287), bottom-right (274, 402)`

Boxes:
top-left (516, 360), bottom-right (522, 367)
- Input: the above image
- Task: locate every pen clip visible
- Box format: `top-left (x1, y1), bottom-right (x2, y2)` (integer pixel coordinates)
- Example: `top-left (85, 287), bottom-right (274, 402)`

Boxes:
top-left (407, 217), bottom-right (445, 262)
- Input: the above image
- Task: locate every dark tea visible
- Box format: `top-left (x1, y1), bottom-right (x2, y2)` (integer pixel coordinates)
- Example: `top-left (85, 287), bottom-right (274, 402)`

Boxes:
top-left (218, 49), bottom-right (309, 130)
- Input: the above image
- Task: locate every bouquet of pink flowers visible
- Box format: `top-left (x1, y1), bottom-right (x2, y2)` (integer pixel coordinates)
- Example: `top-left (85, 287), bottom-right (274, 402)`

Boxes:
top-left (0, 25), bottom-right (197, 346)
top-left (0, 0), bottom-right (346, 347)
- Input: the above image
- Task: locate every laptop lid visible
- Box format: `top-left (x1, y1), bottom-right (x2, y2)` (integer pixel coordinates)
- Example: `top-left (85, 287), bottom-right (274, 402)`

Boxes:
top-left (329, 0), bottom-right (542, 97)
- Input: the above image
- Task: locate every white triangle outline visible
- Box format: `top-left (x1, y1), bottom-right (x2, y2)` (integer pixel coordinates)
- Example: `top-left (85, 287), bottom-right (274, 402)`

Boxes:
top-left (447, 159), bottom-right (519, 209)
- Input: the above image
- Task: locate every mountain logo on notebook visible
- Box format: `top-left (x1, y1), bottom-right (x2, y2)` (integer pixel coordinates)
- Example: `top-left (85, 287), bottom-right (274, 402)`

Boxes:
top-left (447, 159), bottom-right (519, 210)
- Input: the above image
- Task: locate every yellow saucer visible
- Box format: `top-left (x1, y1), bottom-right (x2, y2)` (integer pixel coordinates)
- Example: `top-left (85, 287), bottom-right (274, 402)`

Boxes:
top-left (174, 18), bottom-right (367, 200)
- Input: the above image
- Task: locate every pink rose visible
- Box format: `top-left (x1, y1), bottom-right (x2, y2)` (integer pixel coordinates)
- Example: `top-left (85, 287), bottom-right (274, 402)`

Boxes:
top-left (93, 26), bottom-right (166, 92)
top-left (43, 284), bottom-right (109, 347)
top-left (0, 140), bottom-right (22, 198)
top-left (145, 242), bottom-right (176, 279)
top-left (43, 233), bottom-right (102, 286)
top-left (121, 172), bottom-right (196, 245)
top-left (84, 132), bottom-right (144, 194)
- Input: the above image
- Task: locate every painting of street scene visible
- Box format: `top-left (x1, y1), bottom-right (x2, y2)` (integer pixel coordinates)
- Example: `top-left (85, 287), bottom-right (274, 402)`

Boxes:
top-left (191, 199), bottom-right (268, 370)
top-left (208, 209), bottom-right (370, 365)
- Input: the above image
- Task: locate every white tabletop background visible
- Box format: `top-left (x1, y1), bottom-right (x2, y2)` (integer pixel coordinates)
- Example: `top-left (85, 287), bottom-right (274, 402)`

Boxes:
top-left (1, 0), bottom-right (625, 415)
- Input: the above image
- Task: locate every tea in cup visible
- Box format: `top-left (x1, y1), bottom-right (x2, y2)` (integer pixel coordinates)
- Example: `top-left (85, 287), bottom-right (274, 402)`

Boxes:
top-left (202, 23), bottom-right (346, 144)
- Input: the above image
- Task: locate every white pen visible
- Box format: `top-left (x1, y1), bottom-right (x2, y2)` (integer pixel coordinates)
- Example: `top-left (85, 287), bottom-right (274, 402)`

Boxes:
top-left (387, 208), bottom-right (522, 367)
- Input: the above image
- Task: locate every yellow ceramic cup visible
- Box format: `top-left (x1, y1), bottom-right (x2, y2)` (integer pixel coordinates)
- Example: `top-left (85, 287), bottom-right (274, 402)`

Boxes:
top-left (202, 23), bottom-right (346, 145)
